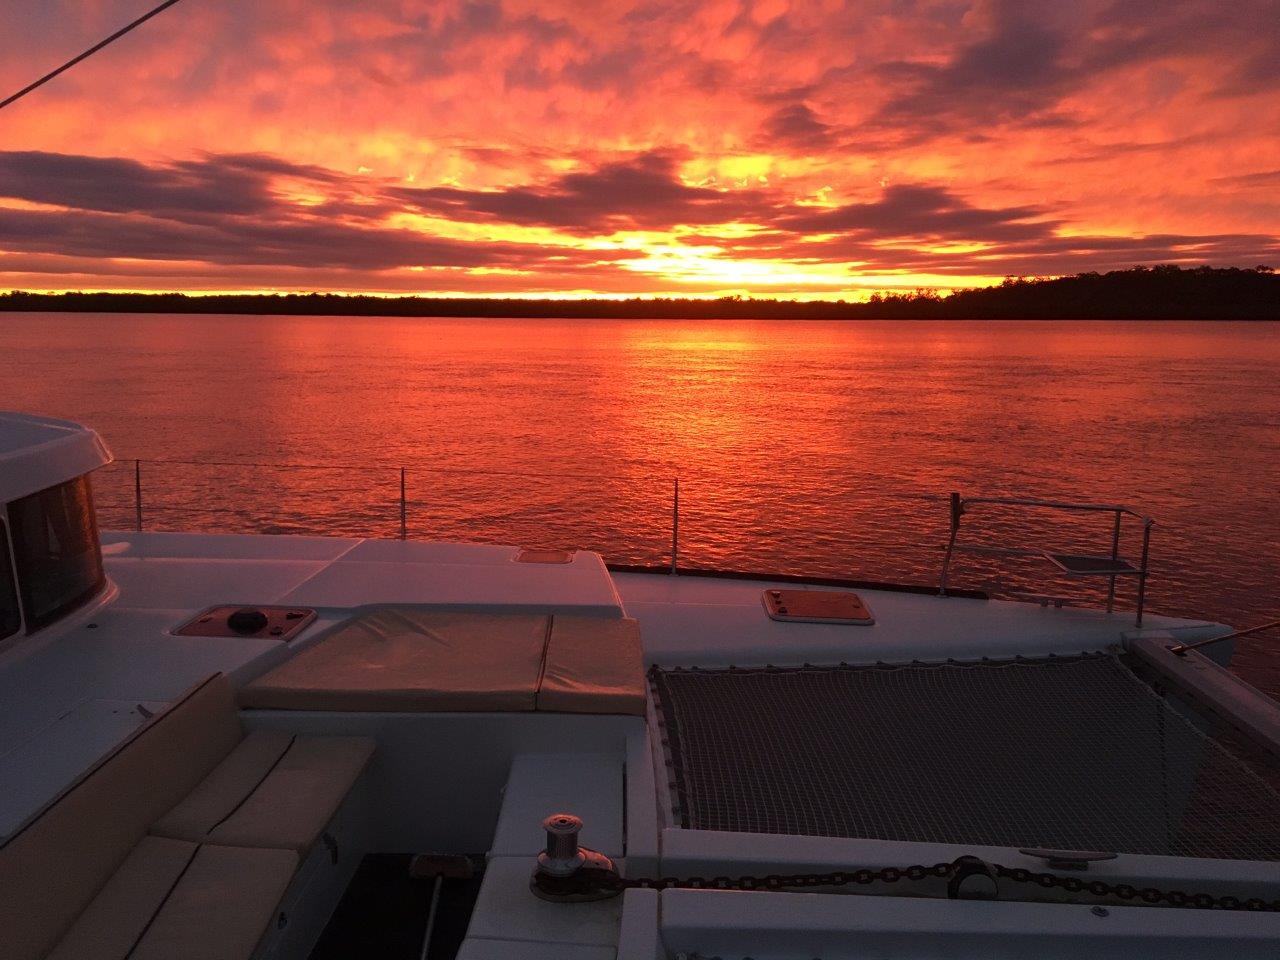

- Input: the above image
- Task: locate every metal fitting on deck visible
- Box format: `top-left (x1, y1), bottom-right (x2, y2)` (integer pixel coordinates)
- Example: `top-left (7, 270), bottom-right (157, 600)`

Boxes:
top-left (947, 855), bottom-right (1000, 900)
top-left (530, 813), bottom-right (622, 902)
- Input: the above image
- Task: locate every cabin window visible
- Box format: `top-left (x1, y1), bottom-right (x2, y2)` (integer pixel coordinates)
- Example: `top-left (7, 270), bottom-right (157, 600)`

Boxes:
top-left (0, 521), bottom-right (19, 641)
top-left (7, 476), bottom-right (104, 632)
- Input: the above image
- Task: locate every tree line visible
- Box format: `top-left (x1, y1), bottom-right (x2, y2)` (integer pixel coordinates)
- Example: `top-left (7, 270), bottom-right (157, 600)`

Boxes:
top-left (3, 265), bottom-right (1276, 319)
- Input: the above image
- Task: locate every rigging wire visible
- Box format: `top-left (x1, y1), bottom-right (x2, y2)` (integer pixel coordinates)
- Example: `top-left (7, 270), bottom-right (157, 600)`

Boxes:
top-left (1, 0), bottom-right (189, 112)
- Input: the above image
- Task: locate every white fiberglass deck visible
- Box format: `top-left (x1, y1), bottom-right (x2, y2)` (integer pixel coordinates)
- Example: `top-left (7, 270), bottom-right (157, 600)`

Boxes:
top-left (612, 570), bottom-right (1229, 668)
top-left (0, 529), bottom-right (1228, 841)
top-left (4, 526), bottom-right (1271, 960)
top-left (0, 531), bottom-right (624, 838)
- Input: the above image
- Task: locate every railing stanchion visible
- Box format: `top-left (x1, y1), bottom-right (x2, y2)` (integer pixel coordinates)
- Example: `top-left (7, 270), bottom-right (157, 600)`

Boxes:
top-left (939, 492), bottom-right (962, 596)
top-left (134, 459), bottom-right (143, 532)
top-left (1106, 509), bottom-right (1122, 613)
top-left (400, 467), bottom-right (407, 541)
top-left (940, 493), bottom-right (1155, 622)
top-left (1136, 520), bottom-right (1153, 627)
top-left (671, 477), bottom-right (679, 575)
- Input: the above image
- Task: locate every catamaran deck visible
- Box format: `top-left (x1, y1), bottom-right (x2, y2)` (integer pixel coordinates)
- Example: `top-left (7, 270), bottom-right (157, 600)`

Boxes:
top-left (4, 517), bottom-right (1279, 959)
top-left (0, 528), bottom-right (1232, 841)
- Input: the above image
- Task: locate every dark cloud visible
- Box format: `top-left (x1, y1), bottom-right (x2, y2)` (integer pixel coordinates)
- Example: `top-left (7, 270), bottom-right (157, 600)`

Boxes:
top-left (0, 150), bottom-right (629, 274)
top-left (779, 184), bottom-right (1051, 242)
top-left (702, 225), bottom-right (1280, 278)
top-left (867, 0), bottom-right (1280, 139)
top-left (1043, 133), bottom-right (1211, 165)
top-left (1211, 169), bottom-right (1280, 189)
top-left (683, 182), bottom-right (1280, 276)
top-left (758, 103), bottom-right (835, 150)
top-left (0, 151), bottom-right (334, 216)
top-left (391, 151), bottom-right (774, 233)
top-left (1, 148), bottom-right (1276, 290)
top-left (1214, 43), bottom-right (1280, 97)
top-left (0, 206), bottom-right (603, 270)
top-left (870, 4), bottom-right (1080, 134)
top-left (903, 233), bottom-right (1280, 276)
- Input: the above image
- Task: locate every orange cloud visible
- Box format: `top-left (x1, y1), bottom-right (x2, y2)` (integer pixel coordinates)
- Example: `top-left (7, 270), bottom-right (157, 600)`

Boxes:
top-left (1, 0), bottom-right (1277, 296)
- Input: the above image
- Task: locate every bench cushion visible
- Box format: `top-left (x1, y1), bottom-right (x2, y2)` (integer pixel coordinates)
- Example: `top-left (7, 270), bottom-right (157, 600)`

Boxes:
top-left (47, 837), bottom-right (296, 960)
top-left (132, 844), bottom-right (297, 960)
top-left (152, 732), bottom-right (375, 853)
top-left (537, 617), bottom-right (645, 716)
top-left (150, 729), bottom-right (294, 842)
top-left (238, 608), bottom-right (647, 716)
top-left (0, 675), bottom-right (242, 960)
top-left (44, 836), bottom-right (197, 960)
top-left (239, 609), bottom-right (551, 712)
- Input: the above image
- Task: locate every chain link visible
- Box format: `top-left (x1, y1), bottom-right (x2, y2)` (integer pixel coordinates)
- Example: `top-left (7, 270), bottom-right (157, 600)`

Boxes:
top-left (608, 859), bottom-right (1280, 911)
top-left (608, 861), bottom-right (953, 893)
top-left (992, 865), bottom-right (1280, 911)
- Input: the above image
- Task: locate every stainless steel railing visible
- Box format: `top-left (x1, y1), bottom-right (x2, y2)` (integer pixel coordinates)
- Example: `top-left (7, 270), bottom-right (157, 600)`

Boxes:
top-left (939, 492), bottom-right (1155, 625)
top-left (98, 460), bottom-right (1155, 616)
top-left (109, 456), bottom-right (685, 569)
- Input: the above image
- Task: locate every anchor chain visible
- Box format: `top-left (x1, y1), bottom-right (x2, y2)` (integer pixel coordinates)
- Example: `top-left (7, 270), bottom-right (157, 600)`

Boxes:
top-left (603, 858), bottom-right (1280, 911)
top-left (607, 861), bottom-right (953, 892)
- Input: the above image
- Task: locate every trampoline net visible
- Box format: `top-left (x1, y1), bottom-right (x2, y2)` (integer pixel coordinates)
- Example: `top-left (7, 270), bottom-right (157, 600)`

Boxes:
top-left (650, 653), bottom-right (1280, 861)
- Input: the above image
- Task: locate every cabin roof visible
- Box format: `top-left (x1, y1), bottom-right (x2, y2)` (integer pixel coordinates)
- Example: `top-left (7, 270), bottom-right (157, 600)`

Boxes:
top-left (0, 412), bottom-right (113, 505)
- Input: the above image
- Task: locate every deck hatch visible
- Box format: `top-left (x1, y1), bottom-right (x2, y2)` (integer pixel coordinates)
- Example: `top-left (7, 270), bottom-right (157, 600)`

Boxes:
top-left (762, 589), bottom-right (874, 624)
top-left (650, 653), bottom-right (1280, 861)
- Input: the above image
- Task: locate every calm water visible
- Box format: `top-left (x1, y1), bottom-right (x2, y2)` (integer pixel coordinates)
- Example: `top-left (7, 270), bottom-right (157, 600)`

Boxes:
top-left (3, 313), bottom-right (1278, 692)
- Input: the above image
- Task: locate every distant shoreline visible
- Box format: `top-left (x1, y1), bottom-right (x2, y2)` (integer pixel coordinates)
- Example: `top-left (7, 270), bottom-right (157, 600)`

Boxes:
top-left (3, 265), bottom-right (1277, 320)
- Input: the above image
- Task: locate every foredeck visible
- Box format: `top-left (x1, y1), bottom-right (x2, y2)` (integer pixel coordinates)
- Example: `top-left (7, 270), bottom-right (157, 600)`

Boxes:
top-left (612, 570), bottom-right (1226, 669)
top-left (3, 528), bottom-right (1276, 960)
top-left (0, 529), bottom-right (1232, 841)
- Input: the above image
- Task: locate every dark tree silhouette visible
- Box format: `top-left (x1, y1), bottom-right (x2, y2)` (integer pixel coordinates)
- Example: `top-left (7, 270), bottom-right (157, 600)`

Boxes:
top-left (3, 266), bottom-right (1277, 320)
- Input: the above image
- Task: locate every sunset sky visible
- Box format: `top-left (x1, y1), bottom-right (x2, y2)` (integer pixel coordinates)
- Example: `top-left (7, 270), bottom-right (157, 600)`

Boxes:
top-left (1, 0), bottom-right (1278, 299)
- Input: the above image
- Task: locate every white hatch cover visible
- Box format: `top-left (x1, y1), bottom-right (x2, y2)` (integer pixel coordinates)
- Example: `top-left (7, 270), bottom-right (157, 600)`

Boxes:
top-left (762, 588), bottom-right (875, 625)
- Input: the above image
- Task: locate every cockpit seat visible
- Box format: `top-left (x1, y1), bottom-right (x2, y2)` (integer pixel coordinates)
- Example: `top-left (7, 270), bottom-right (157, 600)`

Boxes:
top-left (44, 837), bottom-right (296, 960)
top-left (151, 729), bottom-right (373, 854)
top-left (0, 673), bottom-right (373, 960)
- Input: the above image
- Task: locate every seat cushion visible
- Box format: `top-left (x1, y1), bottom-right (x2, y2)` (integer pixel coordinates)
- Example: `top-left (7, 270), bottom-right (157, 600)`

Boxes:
top-left (239, 609), bottom-right (551, 712)
top-left (133, 844), bottom-right (297, 960)
top-left (45, 836), bottom-right (199, 960)
top-left (46, 838), bottom-right (296, 960)
top-left (152, 733), bottom-right (375, 854)
top-left (536, 617), bottom-right (646, 716)
top-left (0, 674), bottom-right (242, 960)
top-left (150, 729), bottom-right (294, 843)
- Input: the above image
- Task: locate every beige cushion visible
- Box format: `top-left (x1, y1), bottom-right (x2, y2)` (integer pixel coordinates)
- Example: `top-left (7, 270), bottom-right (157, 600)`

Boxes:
top-left (151, 729), bottom-right (294, 842)
top-left (0, 674), bottom-right (242, 960)
top-left (51, 839), bottom-right (297, 960)
top-left (153, 734), bottom-right (375, 853)
top-left (240, 609), bottom-right (551, 711)
top-left (45, 836), bottom-right (199, 960)
top-left (537, 617), bottom-right (646, 716)
top-left (133, 844), bottom-right (297, 960)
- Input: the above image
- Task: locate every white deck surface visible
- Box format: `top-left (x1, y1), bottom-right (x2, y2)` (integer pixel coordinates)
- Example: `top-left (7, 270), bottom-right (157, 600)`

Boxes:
top-left (0, 530), bottom-right (625, 837)
top-left (0, 530), bottom-right (1227, 838)
top-left (102, 531), bottom-right (625, 614)
top-left (491, 753), bottom-right (625, 858)
top-left (613, 571), bottom-right (1228, 668)
top-left (658, 887), bottom-right (1280, 959)
top-left (0, 525), bottom-right (1264, 956)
